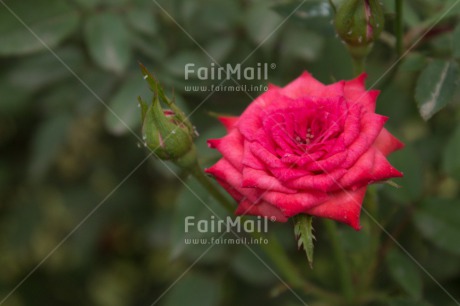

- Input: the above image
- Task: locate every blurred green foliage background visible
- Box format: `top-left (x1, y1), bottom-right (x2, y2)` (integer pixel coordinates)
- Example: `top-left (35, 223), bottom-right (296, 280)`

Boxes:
top-left (1, 0), bottom-right (460, 305)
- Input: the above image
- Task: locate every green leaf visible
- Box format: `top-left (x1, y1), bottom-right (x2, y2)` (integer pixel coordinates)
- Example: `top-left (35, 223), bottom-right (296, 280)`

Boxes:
top-left (414, 198), bottom-right (460, 255)
top-left (0, 0), bottom-right (79, 56)
top-left (84, 12), bottom-right (132, 73)
top-left (442, 124), bottom-right (460, 181)
top-left (104, 75), bottom-right (149, 135)
top-left (415, 59), bottom-right (458, 120)
top-left (161, 273), bottom-right (221, 306)
top-left (386, 249), bottom-right (423, 299)
top-left (294, 214), bottom-right (315, 268)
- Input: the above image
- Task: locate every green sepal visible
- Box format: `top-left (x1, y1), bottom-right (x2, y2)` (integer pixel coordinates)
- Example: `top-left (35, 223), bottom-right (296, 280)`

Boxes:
top-left (294, 214), bottom-right (315, 269)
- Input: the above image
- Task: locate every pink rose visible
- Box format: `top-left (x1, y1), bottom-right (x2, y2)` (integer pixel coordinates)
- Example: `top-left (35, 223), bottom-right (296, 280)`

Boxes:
top-left (206, 72), bottom-right (403, 230)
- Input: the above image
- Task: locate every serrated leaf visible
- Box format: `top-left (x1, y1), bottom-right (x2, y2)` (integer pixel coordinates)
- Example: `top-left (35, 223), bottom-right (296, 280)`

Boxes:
top-left (414, 198), bottom-right (460, 255)
top-left (442, 124), bottom-right (460, 180)
top-left (0, 0), bottom-right (79, 56)
top-left (415, 59), bottom-right (458, 120)
top-left (84, 12), bottom-right (132, 73)
top-left (386, 249), bottom-right (423, 298)
top-left (294, 214), bottom-right (315, 268)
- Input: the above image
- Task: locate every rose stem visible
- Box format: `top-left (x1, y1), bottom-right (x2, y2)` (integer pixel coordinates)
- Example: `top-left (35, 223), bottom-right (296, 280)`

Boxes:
top-left (323, 220), bottom-right (355, 303)
top-left (189, 163), bottom-right (341, 301)
top-left (189, 162), bottom-right (235, 212)
top-left (395, 0), bottom-right (404, 57)
top-left (351, 57), bottom-right (365, 76)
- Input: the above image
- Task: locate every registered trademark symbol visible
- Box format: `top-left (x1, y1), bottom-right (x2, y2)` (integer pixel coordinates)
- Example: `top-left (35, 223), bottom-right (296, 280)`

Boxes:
top-left (270, 63), bottom-right (276, 69)
top-left (270, 216), bottom-right (276, 222)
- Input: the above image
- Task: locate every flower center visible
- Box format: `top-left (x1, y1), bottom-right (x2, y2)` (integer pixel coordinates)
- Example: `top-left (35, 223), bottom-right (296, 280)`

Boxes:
top-left (295, 128), bottom-right (315, 146)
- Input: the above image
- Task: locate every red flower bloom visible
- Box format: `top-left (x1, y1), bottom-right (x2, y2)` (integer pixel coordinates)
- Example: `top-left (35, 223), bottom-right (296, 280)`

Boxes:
top-left (206, 72), bottom-right (403, 230)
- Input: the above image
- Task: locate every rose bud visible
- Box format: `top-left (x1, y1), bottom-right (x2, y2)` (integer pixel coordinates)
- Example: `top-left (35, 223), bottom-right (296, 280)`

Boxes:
top-left (139, 64), bottom-right (197, 167)
top-left (206, 72), bottom-right (403, 230)
top-left (334, 0), bottom-right (384, 61)
top-left (141, 98), bottom-right (193, 160)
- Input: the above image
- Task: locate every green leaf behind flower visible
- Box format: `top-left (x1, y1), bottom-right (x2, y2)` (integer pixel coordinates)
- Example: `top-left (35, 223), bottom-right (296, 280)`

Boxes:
top-left (415, 59), bottom-right (458, 120)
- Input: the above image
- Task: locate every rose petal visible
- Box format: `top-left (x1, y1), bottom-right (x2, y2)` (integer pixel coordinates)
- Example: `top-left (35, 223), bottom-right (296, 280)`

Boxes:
top-left (370, 149), bottom-right (404, 181)
top-left (342, 103), bottom-right (362, 146)
top-left (338, 148), bottom-right (403, 189)
top-left (342, 113), bottom-right (387, 168)
top-left (374, 128), bottom-right (404, 156)
top-left (218, 116), bottom-right (239, 131)
top-left (205, 159), bottom-right (261, 203)
top-left (249, 142), bottom-right (285, 168)
top-left (242, 142), bottom-right (266, 170)
top-left (237, 88), bottom-right (283, 141)
top-left (306, 187), bottom-right (367, 230)
top-left (207, 129), bottom-right (244, 171)
top-left (283, 168), bottom-right (348, 191)
top-left (281, 71), bottom-right (325, 99)
top-left (304, 149), bottom-right (348, 172)
top-left (235, 200), bottom-right (287, 222)
top-left (269, 167), bottom-right (311, 181)
top-left (344, 73), bottom-right (379, 112)
top-left (262, 190), bottom-right (328, 216)
top-left (242, 167), bottom-right (297, 194)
